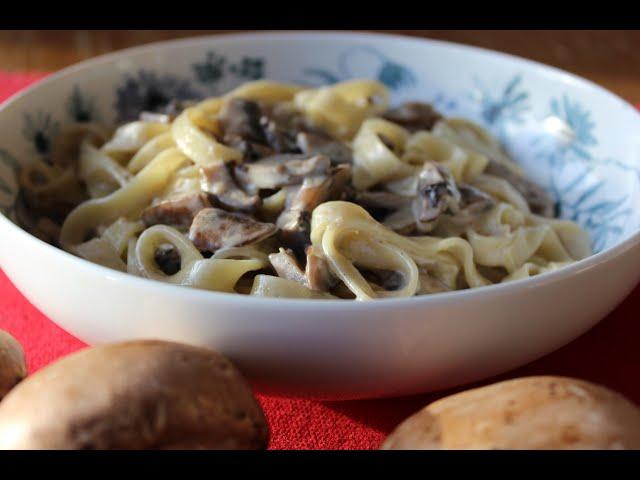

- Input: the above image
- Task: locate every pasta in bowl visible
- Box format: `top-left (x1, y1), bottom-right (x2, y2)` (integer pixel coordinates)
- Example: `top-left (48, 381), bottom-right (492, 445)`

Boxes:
top-left (0, 32), bottom-right (639, 398)
top-left (17, 80), bottom-right (591, 301)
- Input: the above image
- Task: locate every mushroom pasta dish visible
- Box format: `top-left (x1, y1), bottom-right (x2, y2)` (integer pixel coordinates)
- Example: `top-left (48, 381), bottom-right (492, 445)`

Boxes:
top-left (17, 80), bottom-right (592, 300)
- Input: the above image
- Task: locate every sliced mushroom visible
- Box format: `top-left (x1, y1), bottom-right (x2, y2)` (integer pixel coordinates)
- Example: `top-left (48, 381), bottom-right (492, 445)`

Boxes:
top-left (234, 155), bottom-right (331, 194)
top-left (141, 193), bottom-right (211, 228)
top-left (268, 246), bottom-right (338, 293)
top-left (355, 191), bottom-right (413, 211)
top-left (230, 140), bottom-right (275, 162)
top-left (382, 164), bottom-right (469, 235)
top-left (382, 102), bottom-right (443, 132)
top-left (262, 102), bottom-right (312, 135)
top-left (414, 162), bottom-right (461, 223)
top-left (276, 165), bottom-right (352, 253)
top-left (296, 131), bottom-right (353, 165)
top-left (260, 115), bottom-right (300, 154)
top-left (485, 161), bottom-right (555, 217)
top-left (218, 99), bottom-right (337, 161)
top-left (253, 154), bottom-right (308, 163)
top-left (304, 246), bottom-right (338, 292)
top-left (435, 184), bottom-right (496, 235)
top-left (290, 164), bottom-right (351, 212)
top-left (458, 184), bottom-right (494, 213)
top-left (189, 208), bottom-right (277, 252)
top-left (218, 99), bottom-right (308, 160)
top-left (219, 98), bottom-right (266, 146)
top-left (200, 163), bottom-right (261, 213)
top-left (268, 248), bottom-right (307, 285)
top-left (217, 99), bottom-right (272, 161)
top-left (276, 209), bottom-right (312, 257)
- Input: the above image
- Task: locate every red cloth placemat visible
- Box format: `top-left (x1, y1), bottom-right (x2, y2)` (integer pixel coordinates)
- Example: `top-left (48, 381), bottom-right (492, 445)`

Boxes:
top-left (1, 72), bottom-right (639, 450)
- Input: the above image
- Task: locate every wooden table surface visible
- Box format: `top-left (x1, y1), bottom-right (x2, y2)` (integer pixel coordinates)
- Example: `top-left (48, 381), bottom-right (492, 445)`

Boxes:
top-left (0, 30), bottom-right (639, 104)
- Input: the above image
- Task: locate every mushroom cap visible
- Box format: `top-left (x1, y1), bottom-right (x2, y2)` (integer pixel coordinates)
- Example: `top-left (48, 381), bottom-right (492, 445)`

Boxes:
top-left (189, 208), bottom-right (277, 252)
top-left (381, 376), bottom-right (640, 450)
top-left (0, 330), bottom-right (27, 401)
top-left (382, 102), bottom-right (443, 133)
top-left (0, 340), bottom-right (268, 450)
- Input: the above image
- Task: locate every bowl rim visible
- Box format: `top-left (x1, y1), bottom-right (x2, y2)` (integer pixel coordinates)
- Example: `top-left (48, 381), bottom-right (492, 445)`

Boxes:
top-left (1, 30), bottom-right (639, 311)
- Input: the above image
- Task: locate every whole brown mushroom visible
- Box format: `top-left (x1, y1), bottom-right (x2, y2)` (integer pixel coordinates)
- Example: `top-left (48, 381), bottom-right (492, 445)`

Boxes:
top-left (381, 376), bottom-right (640, 450)
top-left (0, 330), bottom-right (27, 401)
top-left (0, 340), bottom-right (269, 450)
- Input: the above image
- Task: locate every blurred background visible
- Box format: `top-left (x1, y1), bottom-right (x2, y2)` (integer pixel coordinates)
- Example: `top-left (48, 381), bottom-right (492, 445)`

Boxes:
top-left (0, 30), bottom-right (638, 103)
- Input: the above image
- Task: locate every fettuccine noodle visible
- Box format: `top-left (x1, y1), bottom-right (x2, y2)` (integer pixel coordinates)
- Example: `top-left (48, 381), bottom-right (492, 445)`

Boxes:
top-left (16, 79), bottom-right (591, 299)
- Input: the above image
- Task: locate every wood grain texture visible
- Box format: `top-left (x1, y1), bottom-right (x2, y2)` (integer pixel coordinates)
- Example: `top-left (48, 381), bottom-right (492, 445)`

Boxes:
top-left (0, 30), bottom-right (638, 103)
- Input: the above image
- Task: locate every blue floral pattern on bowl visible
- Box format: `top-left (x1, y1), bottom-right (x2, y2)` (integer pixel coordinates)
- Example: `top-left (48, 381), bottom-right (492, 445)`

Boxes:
top-left (66, 85), bottom-right (100, 123)
top-left (472, 74), bottom-right (530, 129)
top-left (302, 46), bottom-right (416, 91)
top-left (114, 70), bottom-right (204, 122)
top-left (22, 111), bottom-right (59, 156)
top-left (193, 51), bottom-right (266, 93)
top-left (460, 75), bottom-right (637, 252)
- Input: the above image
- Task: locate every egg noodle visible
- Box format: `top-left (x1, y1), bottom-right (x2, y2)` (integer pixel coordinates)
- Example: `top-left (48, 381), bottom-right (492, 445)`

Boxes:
top-left (17, 80), bottom-right (591, 300)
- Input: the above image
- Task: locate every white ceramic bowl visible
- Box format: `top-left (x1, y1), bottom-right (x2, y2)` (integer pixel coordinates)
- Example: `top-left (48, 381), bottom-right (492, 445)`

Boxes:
top-left (1, 32), bottom-right (639, 400)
